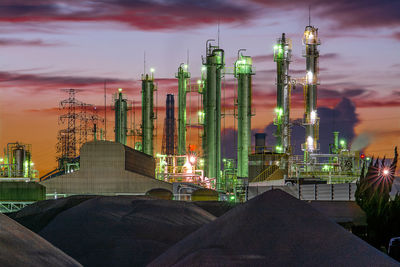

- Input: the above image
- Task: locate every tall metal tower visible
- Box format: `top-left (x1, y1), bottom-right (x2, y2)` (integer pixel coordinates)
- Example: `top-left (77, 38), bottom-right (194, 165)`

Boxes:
top-left (141, 72), bottom-right (155, 156)
top-left (114, 88), bottom-right (128, 145)
top-left (57, 89), bottom-right (82, 166)
top-left (56, 89), bottom-right (102, 168)
top-left (202, 40), bottom-right (224, 189)
top-left (234, 50), bottom-right (254, 180)
top-left (162, 94), bottom-right (177, 155)
top-left (176, 64), bottom-right (190, 155)
top-left (302, 24), bottom-right (320, 158)
top-left (274, 33), bottom-right (292, 155)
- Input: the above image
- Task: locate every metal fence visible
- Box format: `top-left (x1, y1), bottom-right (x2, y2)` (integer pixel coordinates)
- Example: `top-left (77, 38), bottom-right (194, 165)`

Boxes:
top-left (248, 183), bottom-right (357, 201)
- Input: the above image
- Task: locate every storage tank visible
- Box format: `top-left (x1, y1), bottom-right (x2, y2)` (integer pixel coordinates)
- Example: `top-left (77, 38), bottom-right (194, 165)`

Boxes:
top-left (14, 147), bottom-right (25, 177)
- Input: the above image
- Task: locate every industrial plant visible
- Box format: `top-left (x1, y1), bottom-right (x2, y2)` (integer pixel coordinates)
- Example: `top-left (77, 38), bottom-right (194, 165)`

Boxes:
top-left (1, 12), bottom-right (399, 266)
top-left (0, 21), bottom-right (383, 209)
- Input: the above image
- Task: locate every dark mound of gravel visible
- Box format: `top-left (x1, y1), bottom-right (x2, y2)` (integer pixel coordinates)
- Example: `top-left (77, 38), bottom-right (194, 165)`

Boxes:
top-left (7, 195), bottom-right (96, 232)
top-left (150, 189), bottom-right (398, 267)
top-left (36, 196), bottom-right (215, 267)
top-left (0, 213), bottom-right (81, 267)
top-left (192, 201), bottom-right (237, 217)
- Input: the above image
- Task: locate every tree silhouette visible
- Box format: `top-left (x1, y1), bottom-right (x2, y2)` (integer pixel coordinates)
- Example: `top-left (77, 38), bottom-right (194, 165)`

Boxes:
top-left (355, 147), bottom-right (398, 249)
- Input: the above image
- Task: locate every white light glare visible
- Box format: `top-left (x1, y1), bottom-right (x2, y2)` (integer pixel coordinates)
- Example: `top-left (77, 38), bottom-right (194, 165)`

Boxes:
top-left (307, 71), bottom-right (313, 84)
top-left (310, 110), bottom-right (317, 124)
top-left (184, 157), bottom-right (192, 174)
top-left (189, 156), bottom-right (196, 164)
top-left (383, 168), bottom-right (390, 176)
top-left (307, 136), bottom-right (314, 151)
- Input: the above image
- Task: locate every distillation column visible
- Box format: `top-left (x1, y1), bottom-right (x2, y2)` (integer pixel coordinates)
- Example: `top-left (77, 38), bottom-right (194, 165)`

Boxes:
top-left (274, 33), bottom-right (292, 155)
top-left (234, 51), bottom-right (253, 180)
top-left (302, 24), bottom-right (320, 159)
top-left (115, 88), bottom-right (128, 145)
top-left (162, 94), bottom-right (176, 155)
top-left (141, 73), bottom-right (155, 156)
top-left (176, 64), bottom-right (190, 155)
top-left (202, 41), bottom-right (224, 190)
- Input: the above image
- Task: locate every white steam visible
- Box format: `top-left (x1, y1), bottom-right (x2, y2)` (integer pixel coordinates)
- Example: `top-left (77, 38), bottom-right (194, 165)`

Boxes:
top-left (350, 133), bottom-right (373, 152)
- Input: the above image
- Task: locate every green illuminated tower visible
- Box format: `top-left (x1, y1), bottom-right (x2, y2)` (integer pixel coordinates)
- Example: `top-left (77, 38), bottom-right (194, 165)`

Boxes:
top-left (273, 33), bottom-right (292, 154)
top-left (302, 25), bottom-right (320, 157)
top-left (141, 72), bottom-right (155, 156)
top-left (176, 63), bottom-right (190, 155)
top-left (115, 88), bottom-right (128, 145)
top-left (234, 50), bottom-right (253, 180)
top-left (202, 40), bottom-right (224, 190)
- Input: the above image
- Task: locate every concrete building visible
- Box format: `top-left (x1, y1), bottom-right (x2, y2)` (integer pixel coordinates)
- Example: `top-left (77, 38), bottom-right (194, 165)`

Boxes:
top-left (42, 141), bottom-right (172, 196)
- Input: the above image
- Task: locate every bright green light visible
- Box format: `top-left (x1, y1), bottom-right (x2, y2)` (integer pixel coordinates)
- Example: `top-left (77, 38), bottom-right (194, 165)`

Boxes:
top-left (30, 162), bottom-right (34, 166)
top-left (197, 80), bottom-right (202, 85)
top-left (275, 146), bottom-right (282, 152)
top-left (0, 158), bottom-right (3, 162)
top-left (183, 64), bottom-right (188, 69)
top-left (230, 195), bottom-right (235, 200)
top-left (366, 157), bottom-right (371, 161)
top-left (274, 107), bottom-right (283, 116)
top-left (150, 68), bottom-right (155, 73)
top-left (118, 88), bottom-right (122, 92)
top-left (201, 66), bottom-right (206, 72)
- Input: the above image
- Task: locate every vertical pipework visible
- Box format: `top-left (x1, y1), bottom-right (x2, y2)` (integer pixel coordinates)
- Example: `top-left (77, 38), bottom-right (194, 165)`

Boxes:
top-left (163, 94), bottom-right (176, 155)
top-left (115, 88), bottom-right (128, 145)
top-left (274, 33), bottom-right (292, 154)
top-left (333, 131), bottom-right (339, 153)
top-left (176, 64), bottom-right (190, 155)
top-left (141, 73), bottom-right (155, 156)
top-left (235, 51), bottom-right (253, 179)
top-left (302, 24), bottom-right (320, 155)
top-left (202, 42), bottom-right (224, 190)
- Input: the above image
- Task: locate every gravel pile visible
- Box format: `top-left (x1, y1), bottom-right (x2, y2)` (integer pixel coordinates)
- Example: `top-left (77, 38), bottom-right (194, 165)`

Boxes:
top-left (0, 213), bottom-right (81, 267)
top-left (19, 196), bottom-right (215, 267)
top-left (150, 189), bottom-right (398, 266)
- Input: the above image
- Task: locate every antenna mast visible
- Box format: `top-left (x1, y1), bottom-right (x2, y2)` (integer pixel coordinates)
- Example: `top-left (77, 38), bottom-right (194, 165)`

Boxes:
top-left (104, 80), bottom-right (107, 140)
top-left (144, 51), bottom-right (146, 74)
top-left (217, 19), bottom-right (220, 46)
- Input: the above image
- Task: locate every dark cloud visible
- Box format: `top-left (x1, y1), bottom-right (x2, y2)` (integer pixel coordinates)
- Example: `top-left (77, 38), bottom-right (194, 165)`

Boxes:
top-left (321, 53), bottom-right (339, 60)
top-left (0, 38), bottom-right (62, 46)
top-left (0, 71), bottom-right (128, 93)
top-left (221, 128), bottom-right (237, 160)
top-left (318, 88), bottom-right (368, 99)
top-left (0, 0), bottom-right (397, 32)
top-left (0, 0), bottom-right (254, 30)
top-left (263, 97), bottom-right (359, 154)
top-left (392, 32), bottom-right (400, 41)
top-left (0, 71), bottom-right (182, 95)
top-left (252, 0), bottom-right (400, 29)
top-left (252, 54), bottom-right (274, 63)
top-left (354, 99), bottom-right (400, 108)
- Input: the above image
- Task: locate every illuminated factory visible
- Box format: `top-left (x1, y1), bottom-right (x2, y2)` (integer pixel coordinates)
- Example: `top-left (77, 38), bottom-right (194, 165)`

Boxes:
top-left (1, 21), bottom-right (367, 206)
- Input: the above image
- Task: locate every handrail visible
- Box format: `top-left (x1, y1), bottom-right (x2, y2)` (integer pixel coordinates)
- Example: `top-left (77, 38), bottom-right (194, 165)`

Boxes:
top-left (252, 165), bottom-right (279, 182)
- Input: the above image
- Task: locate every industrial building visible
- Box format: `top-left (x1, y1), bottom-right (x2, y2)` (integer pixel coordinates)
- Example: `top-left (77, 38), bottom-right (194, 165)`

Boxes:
top-left (2, 20), bottom-right (376, 205)
top-left (42, 141), bottom-right (172, 196)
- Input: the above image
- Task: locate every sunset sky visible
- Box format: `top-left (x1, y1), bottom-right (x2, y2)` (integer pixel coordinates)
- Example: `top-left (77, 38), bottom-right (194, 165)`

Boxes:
top-left (0, 0), bottom-right (399, 176)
